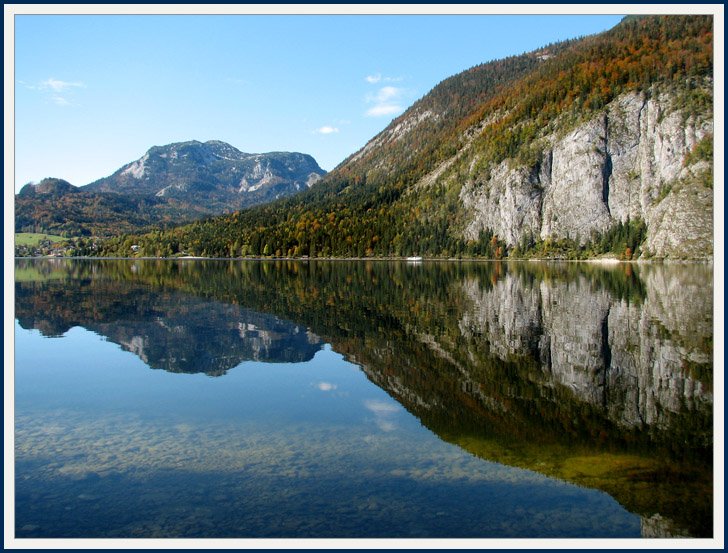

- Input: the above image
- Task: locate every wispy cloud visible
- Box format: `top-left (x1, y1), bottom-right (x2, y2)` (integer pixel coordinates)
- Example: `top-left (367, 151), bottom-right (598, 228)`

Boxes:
top-left (40, 77), bottom-right (86, 92)
top-left (365, 104), bottom-right (403, 118)
top-left (313, 125), bottom-right (339, 135)
top-left (372, 86), bottom-right (400, 102)
top-left (365, 73), bottom-right (403, 84)
top-left (365, 85), bottom-right (405, 118)
top-left (22, 77), bottom-right (86, 106)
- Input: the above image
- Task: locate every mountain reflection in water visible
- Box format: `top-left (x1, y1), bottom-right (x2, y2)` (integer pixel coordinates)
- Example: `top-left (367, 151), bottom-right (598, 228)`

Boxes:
top-left (15, 261), bottom-right (323, 375)
top-left (14, 258), bottom-right (713, 538)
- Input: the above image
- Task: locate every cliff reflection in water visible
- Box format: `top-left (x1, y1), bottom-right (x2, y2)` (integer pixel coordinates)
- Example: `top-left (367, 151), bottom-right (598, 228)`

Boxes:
top-left (14, 258), bottom-right (713, 537)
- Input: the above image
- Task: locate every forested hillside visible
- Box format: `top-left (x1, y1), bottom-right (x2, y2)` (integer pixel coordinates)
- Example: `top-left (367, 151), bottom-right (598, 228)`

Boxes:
top-left (96, 15), bottom-right (713, 260)
top-left (15, 178), bottom-right (171, 237)
top-left (15, 142), bottom-right (326, 238)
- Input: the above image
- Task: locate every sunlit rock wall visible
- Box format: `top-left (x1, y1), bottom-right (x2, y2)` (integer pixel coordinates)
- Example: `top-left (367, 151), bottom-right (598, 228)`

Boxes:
top-left (459, 86), bottom-right (713, 258)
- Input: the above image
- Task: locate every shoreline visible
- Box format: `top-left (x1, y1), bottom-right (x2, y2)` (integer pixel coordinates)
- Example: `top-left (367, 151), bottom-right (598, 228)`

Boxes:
top-left (14, 255), bottom-right (714, 264)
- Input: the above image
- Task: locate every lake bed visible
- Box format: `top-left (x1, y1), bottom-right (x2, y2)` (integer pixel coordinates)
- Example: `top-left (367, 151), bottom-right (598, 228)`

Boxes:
top-left (13, 258), bottom-right (714, 540)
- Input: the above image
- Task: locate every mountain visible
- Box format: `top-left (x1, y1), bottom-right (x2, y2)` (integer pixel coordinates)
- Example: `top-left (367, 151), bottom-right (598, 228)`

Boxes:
top-left (15, 141), bottom-right (326, 237)
top-left (85, 140), bottom-right (326, 210)
top-left (98, 15), bottom-right (713, 260)
top-left (16, 177), bottom-right (76, 197)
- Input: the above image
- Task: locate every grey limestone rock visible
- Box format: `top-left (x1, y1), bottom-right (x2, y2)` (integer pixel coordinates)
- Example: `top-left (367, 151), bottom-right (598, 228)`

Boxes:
top-left (457, 86), bottom-right (713, 258)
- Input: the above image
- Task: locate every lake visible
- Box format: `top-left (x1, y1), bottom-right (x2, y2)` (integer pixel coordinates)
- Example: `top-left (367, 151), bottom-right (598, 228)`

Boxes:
top-left (12, 258), bottom-right (714, 541)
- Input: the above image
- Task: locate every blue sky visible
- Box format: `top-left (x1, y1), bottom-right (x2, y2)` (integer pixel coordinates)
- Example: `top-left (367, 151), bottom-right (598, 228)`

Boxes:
top-left (10, 9), bottom-right (634, 192)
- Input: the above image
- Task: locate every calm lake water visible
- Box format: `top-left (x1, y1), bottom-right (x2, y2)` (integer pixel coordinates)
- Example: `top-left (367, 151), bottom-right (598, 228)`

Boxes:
top-left (13, 258), bottom-right (713, 540)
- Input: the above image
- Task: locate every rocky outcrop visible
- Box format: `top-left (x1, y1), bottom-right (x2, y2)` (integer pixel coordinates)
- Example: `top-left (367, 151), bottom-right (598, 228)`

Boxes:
top-left (459, 85), bottom-right (713, 258)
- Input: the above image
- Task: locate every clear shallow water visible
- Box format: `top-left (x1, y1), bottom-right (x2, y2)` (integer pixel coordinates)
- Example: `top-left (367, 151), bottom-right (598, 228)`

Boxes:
top-left (13, 259), bottom-right (713, 539)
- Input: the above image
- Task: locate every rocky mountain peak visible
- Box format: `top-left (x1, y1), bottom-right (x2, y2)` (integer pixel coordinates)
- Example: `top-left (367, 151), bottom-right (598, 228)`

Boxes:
top-left (82, 140), bottom-right (326, 211)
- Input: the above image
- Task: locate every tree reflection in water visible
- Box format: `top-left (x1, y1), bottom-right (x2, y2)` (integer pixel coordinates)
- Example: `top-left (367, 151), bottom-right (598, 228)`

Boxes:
top-left (15, 258), bottom-right (713, 537)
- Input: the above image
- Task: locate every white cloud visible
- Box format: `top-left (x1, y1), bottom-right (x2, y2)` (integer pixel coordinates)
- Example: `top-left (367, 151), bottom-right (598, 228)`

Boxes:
top-left (313, 126), bottom-right (339, 135)
top-left (41, 78), bottom-right (85, 92)
top-left (365, 86), bottom-right (405, 118)
top-left (370, 86), bottom-right (402, 103)
top-left (366, 73), bottom-right (403, 84)
top-left (317, 382), bottom-right (337, 391)
top-left (23, 77), bottom-right (86, 106)
top-left (365, 104), bottom-right (404, 117)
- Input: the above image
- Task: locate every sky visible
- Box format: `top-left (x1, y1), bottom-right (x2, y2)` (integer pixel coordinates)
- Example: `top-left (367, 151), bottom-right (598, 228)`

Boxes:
top-left (8, 7), bottom-right (638, 193)
top-left (4, 10), bottom-right (725, 547)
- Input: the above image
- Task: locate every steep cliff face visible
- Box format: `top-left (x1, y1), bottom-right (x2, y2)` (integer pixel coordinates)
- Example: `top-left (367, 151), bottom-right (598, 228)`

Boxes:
top-left (458, 86), bottom-right (713, 258)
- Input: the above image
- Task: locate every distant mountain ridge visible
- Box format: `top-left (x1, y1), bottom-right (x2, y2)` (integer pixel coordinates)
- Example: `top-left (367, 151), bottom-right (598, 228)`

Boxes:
top-left (86, 140), bottom-right (325, 205)
top-left (15, 141), bottom-right (326, 236)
